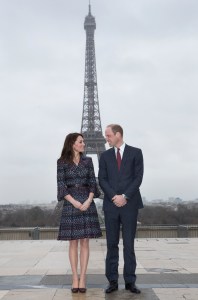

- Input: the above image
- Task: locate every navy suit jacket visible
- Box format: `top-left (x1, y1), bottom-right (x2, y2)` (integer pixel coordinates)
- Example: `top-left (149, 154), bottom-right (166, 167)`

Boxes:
top-left (98, 144), bottom-right (144, 212)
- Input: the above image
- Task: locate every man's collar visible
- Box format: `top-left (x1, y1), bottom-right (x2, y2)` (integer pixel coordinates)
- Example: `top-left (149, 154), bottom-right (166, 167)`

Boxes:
top-left (114, 142), bottom-right (125, 151)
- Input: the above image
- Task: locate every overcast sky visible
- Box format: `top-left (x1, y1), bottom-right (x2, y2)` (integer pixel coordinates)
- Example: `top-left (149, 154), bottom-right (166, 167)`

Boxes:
top-left (0, 0), bottom-right (197, 204)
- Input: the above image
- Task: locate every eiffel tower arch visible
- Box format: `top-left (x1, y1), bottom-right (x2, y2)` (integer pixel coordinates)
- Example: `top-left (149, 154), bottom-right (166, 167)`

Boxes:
top-left (80, 3), bottom-right (106, 161)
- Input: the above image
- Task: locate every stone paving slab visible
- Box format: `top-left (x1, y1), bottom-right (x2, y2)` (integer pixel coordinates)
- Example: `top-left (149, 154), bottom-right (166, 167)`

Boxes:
top-left (40, 273), bottom-right (198, 286)
top-left (1, 289), bottom-right (57, 300)
top-left (0, 288), bottom-right (160, 300)
top-left (0, 292), bottom-right (9, 300)
top-left (153, 288), bottom-right (198, 300)
top-left (1, 274), bottom-right (198, 291)
top-left (1, 288), bottom-right (198, 300)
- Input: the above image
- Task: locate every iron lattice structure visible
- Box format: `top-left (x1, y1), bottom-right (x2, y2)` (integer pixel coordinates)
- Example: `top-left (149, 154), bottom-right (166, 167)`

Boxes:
top-left (81, 4), bottom-right (106, 160)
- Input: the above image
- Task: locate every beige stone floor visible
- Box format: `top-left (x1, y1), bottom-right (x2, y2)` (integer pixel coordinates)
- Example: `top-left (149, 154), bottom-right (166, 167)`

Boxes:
top-left (0, 239), bottom-right (198, 299)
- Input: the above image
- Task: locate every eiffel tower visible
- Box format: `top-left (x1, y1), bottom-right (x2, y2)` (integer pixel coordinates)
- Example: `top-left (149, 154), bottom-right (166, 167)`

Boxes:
top-left (80, 3), bottom-right (106, 160)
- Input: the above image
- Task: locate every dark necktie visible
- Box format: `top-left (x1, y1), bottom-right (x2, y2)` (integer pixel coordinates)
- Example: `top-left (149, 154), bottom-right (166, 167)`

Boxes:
top-left (117, 148), bottom-right (121, 170)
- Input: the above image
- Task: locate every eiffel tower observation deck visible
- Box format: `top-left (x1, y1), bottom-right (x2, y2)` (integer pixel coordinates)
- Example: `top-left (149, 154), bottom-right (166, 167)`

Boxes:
top-left (81, 3), bottom-right (106, 160)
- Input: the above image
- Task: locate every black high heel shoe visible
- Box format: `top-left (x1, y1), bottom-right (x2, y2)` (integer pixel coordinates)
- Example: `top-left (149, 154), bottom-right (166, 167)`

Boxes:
top-left (79, 287), bottom-right (86, 293)
top-left (71, 287), bottom-right (79, 293)
top-left (79, 276), bottom-right (87, 293)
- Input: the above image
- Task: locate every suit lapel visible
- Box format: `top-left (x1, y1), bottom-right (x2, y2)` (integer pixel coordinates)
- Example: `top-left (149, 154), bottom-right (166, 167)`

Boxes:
top-left (119, 144), bottom-right (129, 174)
top-left (108, 148), bottom-right (118, 174)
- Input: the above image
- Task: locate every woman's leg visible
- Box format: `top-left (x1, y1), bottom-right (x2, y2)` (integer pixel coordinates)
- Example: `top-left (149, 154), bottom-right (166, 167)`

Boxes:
top-left (79, 238), bottom-right (89, 288)
top-left (69, 239), bottom-right (79, 287)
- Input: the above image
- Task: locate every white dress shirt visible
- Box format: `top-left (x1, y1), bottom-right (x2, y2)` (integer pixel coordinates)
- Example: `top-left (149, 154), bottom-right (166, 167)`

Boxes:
top-left (114, 143), bottom-right (125, 159)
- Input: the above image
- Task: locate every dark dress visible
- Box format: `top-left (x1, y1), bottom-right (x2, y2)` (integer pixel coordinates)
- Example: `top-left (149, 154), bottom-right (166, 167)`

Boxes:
top-left (57, 156), bottom-right (102, 240)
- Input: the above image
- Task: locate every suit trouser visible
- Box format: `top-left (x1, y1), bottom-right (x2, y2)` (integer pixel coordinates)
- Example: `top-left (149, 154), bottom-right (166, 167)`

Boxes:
top-left (104, 205), bottom-right (138, 283)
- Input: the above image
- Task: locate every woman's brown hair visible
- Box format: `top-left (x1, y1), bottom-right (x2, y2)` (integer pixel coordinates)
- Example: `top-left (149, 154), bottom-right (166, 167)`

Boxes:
top-left (60, 133), bottom-right (83, 163)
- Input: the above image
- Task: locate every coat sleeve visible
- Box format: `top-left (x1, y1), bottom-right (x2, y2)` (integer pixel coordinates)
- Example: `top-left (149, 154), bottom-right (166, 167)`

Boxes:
top-left (125, 149), bottom-right (144, 199)
top-left (98, 153), bottom-right (116, 200)
top-left (57, 159), bottom-right (69, 201)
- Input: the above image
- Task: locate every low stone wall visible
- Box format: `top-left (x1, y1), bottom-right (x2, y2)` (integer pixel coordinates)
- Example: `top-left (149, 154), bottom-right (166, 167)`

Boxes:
top-left (136, 225), bottom-right (198, 238)
top-left (0, 225), bottom-right (198, 240)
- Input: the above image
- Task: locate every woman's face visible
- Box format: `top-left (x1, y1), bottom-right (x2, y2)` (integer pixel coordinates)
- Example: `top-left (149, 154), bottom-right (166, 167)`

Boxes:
top-left (72, 135), bottom-right (85, 153)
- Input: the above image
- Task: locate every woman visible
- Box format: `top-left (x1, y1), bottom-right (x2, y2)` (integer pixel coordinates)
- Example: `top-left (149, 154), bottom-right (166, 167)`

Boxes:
top-left (57, 133), bottom-right (102, 293)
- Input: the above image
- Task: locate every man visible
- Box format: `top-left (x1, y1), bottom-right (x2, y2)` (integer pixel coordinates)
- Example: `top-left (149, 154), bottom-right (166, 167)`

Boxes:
top-left (98, 124), bottom-right (144, 294)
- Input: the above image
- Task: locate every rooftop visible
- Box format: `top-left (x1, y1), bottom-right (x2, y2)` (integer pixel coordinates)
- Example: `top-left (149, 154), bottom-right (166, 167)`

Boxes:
top-left (0, 238), bottom-right (198, 299)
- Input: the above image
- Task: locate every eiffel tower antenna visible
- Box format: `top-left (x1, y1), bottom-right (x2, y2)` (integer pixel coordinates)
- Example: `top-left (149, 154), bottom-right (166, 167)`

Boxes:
top-left (81, 3), bottom-right (106, 160)
top-left (88, 1), bottom-right (91, 15)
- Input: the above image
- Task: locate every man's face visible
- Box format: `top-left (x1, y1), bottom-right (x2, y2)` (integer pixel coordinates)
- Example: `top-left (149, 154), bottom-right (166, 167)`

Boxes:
top-left (105, 127), bottom-right (119, 147)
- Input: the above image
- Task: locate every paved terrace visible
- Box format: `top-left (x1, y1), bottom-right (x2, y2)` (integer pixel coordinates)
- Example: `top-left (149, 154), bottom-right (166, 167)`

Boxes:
top-left (0, 239), bottom-right (198, 300)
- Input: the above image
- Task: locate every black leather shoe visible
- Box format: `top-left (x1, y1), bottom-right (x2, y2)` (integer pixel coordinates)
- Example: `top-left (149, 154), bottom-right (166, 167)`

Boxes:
top-left (105, 281), bottom-right (118, 293)
top-left (125, 283), bottom-right (141, 294)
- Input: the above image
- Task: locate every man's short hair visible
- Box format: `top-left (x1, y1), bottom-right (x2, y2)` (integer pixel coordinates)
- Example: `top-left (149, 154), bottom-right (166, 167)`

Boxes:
top-left (107, 124), bottom-right (123, 137)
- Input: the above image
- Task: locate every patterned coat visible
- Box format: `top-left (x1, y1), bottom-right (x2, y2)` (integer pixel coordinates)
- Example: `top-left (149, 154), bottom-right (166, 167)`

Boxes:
top-left (57, 156), bottom-right (102, 240)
